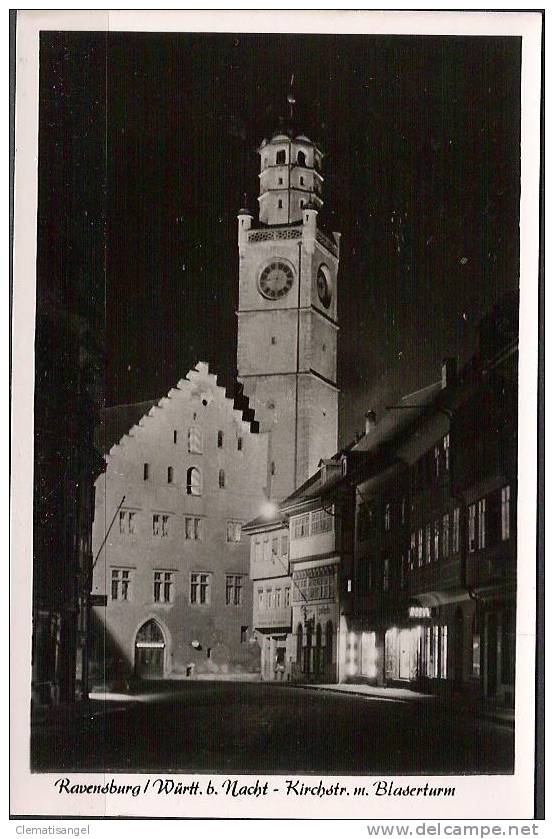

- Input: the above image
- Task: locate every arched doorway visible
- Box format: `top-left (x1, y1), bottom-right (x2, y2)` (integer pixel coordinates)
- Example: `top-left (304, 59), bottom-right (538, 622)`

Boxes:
top-left (135, 619), bottom-right (165, 679)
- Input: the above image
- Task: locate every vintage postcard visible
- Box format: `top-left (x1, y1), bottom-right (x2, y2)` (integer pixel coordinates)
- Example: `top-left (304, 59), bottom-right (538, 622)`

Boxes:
top-left (10, 9), bottom-right (543, 822)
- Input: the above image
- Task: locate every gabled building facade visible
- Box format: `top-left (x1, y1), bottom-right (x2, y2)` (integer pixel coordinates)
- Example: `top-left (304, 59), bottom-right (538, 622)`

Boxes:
top-left (90, 362), bottom-right (269, 684)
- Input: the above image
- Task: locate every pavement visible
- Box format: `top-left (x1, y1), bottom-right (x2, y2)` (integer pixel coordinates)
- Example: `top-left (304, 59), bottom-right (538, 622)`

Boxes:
top-left (287, 681), bottom-right (515, 727)
top-left (31, 676), bottom-right (514, 731)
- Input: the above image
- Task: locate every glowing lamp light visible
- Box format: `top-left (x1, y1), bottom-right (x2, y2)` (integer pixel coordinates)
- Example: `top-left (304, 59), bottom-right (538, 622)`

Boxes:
top-left (260, 500), bottom-right (278, 520)
top-left (191, 640), bottom-right (200, 649)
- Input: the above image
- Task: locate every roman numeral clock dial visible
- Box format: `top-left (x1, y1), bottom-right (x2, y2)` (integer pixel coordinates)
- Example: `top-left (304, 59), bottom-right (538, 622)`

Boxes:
top-left (258, 261), bottom-right (295, 300)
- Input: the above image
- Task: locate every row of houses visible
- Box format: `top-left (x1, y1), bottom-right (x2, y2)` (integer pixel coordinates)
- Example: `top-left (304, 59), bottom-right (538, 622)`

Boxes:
top-left (245, 298), bottom-right (518, 708)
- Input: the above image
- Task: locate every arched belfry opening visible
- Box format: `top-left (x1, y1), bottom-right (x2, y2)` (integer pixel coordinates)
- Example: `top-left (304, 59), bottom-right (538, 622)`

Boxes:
top-left (134, 619), bottom-right (166, 679)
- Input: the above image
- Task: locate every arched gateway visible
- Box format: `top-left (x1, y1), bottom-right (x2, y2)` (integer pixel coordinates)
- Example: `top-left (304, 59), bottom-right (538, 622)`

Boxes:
top-left (134, 619), bottom-right (165, 679)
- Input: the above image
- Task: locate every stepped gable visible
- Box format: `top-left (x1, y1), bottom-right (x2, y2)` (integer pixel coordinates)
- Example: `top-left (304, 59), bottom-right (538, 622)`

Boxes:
top-left (98, 362), bottom-right (263, 459)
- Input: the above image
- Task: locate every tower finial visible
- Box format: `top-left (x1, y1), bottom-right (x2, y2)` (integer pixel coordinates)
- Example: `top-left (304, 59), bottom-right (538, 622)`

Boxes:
top-left (287, 73), bottom-right (296, 122)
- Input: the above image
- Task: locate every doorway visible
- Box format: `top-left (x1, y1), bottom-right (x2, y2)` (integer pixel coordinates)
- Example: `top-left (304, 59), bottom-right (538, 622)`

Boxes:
top-left (135, 619), bottom-right (165, 679)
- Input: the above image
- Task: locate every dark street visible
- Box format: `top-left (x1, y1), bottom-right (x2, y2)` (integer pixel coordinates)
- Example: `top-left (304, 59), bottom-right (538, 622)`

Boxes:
top-left (31, 681), bottom-right (514, 775)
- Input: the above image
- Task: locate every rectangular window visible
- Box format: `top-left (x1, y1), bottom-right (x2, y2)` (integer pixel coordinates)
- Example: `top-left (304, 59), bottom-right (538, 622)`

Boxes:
top-left (154, 571), bottom-right (173, 603)
top-left (501, 485), bottom-right (511, 541)
top-left (257, 588), bottom-right (264, 609)
top-left (226, 521), bottom-right (242, 543)
top-left (418, 528), bottom-right (423, 567)
top-left (425, 524), bottom-right (431, 564)
top-left (119, 510), bottom-right (136, 535)
top-left (173, 430), bottom-right (178, 444)
top-left (478, 498), bottom-right (486, 549)
top-left (442, 513), bottom-right (450, 558)
top-left (167, 466), bottom-right (174, 484)
top-left (237, 437), bottom-right (243, 451)
top-left (281, 533), bottom-right (289, 557)
top-left (217, 430), bottom-right (224, 448)
top-left (410, 532), bottom-right (416, 570)
top-left (401, 498), bottom-right (406, 526)
top-left (111, 569), bottom-right (131, 601)
top-left (185, 516), bottom-right (202, 541)
top-left (254, 539), bottom-right (263, 562)
top-left (275, 588), bottom-right (281, 608)
top-left (472, 630), bottom-right (481, 677)
top-left (384, 503), bottom-right (391, 532)
top-left (187, 427), bottom-right (203, 454)
top-left (468, 504), bottom-right (476, 553)
top-left (434, 444), bottom-right (441, 478)
top-left (271, 536), bottom-right (279, 557)
top-left (241, 626), bottom-right (248, 643)
top-left (152, 514), bottom-right (160, 536)
top-left (434, 520), bottom-right (440, 561)
top-left (226, 575), bottom-right (244, 606)
top-left (267, 588), bottom-right (273, 609)
top-left (143, 463), bottom-right (150, 481)
top-left (383, 559), bottom-right (390, 592)
top-left (453, 507), bottom-right (460, 554)
top-left (284, 586), bottom-right (291, 607)
top-left (443, 433), bottom-right (450, 471)
top-left (190, 572), bottom-right (211, 605)
top-left (292, 513), bottom-right (310, 539)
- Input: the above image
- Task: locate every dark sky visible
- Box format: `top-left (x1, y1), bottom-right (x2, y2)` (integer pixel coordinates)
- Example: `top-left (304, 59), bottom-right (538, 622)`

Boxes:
top-left (38, 31), bottom-right (521, 446)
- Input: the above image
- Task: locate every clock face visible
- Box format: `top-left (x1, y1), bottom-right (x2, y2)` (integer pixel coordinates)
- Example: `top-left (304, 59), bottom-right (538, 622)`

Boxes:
top-left (258, 261), bottom-right (294, 300)
top-left (317, 264), bottom-right (332, 309)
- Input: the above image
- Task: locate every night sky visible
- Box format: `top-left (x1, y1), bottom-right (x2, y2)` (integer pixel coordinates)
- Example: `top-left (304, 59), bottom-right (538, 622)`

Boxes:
top-left (38, 31), bottom-right (521, 446)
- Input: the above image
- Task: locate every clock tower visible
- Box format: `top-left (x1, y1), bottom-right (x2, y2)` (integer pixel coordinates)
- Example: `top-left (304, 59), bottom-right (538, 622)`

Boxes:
top-left (236, 127), bottom-right (340, 500)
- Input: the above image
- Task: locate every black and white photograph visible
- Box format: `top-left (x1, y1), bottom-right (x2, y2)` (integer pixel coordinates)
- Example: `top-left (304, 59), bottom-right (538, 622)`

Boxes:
top-left (10, 9), bottom-right (542, 821)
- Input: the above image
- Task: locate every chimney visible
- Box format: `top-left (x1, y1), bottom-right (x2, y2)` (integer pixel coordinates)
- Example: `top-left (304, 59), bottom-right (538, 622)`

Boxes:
top-left (441, 357), bottom-right (457, 390)
top-left (365, 410), bottom-right (377, 435)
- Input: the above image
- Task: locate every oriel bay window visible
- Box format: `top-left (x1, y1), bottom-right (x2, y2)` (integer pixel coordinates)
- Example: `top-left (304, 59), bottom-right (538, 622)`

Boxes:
top-left (291, 508), bottom-right (333, 539)
top-left (293, 565), bottom-right (337, 602)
